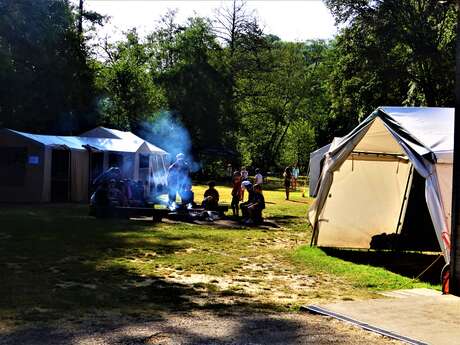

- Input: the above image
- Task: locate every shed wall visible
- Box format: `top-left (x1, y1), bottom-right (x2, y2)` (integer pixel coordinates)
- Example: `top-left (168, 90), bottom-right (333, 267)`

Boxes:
top-left (0, 131), bottom-right (46, 202)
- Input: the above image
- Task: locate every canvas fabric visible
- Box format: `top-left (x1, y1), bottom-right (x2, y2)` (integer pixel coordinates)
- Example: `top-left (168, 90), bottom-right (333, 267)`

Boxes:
top-left (309, 107), bottom-right (453, 262)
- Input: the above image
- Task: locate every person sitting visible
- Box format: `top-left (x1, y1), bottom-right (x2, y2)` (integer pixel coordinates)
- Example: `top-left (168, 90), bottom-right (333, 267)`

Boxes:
top-left (130, 180), bottom-right (146, 206)
top-left (180, 183), bottom-right (195, 206)
top-left (202, 181), bottom-right (219, 210)
top-left (92, 181), bottom-right (109, 207)
top-left (240, 181), bottom-right (255, 219)
top-left (245, 184), bottom-right (265, 225)
top-left (107, 179), bottom-right (123, 206)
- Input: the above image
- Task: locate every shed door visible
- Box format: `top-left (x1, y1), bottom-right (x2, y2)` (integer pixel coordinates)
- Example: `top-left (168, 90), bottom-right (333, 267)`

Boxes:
top-left (51, 149), bottom-right (70, 202)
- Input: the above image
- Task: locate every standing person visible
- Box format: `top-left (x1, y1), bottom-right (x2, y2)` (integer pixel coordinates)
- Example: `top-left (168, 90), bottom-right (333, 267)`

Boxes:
top-left (226, 163), bottom-right (233, 181)
top-left (255, 168), bottom-right (263, 185)
top-left (283, 166), bottom-right (292, 200)
top-left (241, 166), bottom-right (249, 181)
top-left (292, 164), bottom-right (300, 191)
top-left (240, 166), bottom-right (249, 200)
top-left (231, 171), bottom-right (242, 216)
top-left (167, 153), bottom-right (189, 206)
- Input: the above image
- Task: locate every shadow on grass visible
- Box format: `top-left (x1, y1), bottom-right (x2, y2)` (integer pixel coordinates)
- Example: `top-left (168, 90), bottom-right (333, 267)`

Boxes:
top-left (0, 204), bottom-right (286, 327)
top-left (268, 215), bottom-right (302, 227)
top-left (286, 199), bottom-right (309, 204)
top-left (321, 248), bottom-right (444, 285)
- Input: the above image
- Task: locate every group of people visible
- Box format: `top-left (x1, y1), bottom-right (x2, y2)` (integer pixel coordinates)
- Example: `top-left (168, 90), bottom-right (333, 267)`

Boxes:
top-left (91, 167), bottom-right (147, 208)
top-left (283, 164), bottom-right (300, 200)
top-left (167, 153), bottom-right (221, 211)
top-left (231, 167), bottom-right (265, 224)
top-left (166, 156), bottom-right (268, 224)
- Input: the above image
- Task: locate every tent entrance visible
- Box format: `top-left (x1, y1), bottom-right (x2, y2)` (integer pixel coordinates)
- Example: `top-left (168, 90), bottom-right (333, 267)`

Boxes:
top-left (398, 170), bottom-right (439, 251)
top-left (51, 149), bottom-right (71, 202)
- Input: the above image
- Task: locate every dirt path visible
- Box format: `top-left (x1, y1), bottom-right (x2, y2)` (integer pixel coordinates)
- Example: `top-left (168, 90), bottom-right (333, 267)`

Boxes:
top-left (0, 311), bottom-right (401, 345)
top-left (150, 231), bottom-right (372, 309)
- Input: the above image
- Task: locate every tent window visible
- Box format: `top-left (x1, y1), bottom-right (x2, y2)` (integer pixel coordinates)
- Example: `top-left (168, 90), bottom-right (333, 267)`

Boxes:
top-left (139, 154), bottom-right (149, 169)
top-left (0, 147), bottom-right (27, 186)
top-left (108, 153), bottom-right (123, 168)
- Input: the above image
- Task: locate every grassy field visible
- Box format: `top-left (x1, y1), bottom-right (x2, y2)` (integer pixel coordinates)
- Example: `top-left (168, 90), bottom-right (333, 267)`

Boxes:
top-left (0, 183), bottom-right (441, 328)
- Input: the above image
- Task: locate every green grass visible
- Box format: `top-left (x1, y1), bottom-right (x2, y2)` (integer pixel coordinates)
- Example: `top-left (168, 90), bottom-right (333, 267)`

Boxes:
top-left (293, 246), bottom-right (434, 291)
top-left (0, 185), bottom-right (441, 326)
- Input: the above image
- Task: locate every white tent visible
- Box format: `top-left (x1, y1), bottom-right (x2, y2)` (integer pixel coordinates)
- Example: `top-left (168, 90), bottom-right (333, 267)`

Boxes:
top-left (0, 127), bottom-right (168, 202)
top-left (309, 107), bottom-right (453, 262)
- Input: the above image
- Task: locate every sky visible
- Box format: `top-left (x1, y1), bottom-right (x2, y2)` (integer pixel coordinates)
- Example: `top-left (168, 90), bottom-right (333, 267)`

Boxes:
top-left (83, 0), bottom-right (337, 42)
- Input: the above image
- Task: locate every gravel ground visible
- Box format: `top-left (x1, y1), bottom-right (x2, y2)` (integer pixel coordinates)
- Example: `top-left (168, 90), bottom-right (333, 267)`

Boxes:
top-left (0, 311), bottom-right (402, 345)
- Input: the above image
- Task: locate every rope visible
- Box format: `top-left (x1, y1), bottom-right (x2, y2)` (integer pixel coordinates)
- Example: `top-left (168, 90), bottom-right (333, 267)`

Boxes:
top-left (399, 254), bottom-right (443, 289)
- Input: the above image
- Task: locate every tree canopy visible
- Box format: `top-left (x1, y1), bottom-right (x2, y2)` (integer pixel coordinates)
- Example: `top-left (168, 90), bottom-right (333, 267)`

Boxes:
top-left (0, 0), bottom-right (455, 173)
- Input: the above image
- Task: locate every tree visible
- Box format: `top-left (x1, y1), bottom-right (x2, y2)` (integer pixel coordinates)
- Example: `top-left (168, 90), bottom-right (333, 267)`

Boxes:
top-left (147, 16), bottom-right (236, 162)
top-left (0, 0), bottom-right (100, 133)
top-left (96, 30), bottom-right (166, 131)
top-left (325, 0), bottom-right (455, 127)
top-left (237, 40), bottom-right (333, 170)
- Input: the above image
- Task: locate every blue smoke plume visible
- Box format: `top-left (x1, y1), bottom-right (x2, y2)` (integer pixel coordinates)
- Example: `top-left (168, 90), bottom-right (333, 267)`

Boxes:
top-left (140, 112), bottom-right (200, 172)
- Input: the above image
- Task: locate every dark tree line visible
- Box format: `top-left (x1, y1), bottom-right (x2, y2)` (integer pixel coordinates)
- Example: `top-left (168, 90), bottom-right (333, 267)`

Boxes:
top-left (0, 0), bottom-right (455, 173)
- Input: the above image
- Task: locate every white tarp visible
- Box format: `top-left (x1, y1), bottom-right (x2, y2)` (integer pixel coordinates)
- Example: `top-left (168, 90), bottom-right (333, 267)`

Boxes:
top-left (309, 107), bottom-right (453, 262)
top-left (309, 143), bottom-right (331, 197)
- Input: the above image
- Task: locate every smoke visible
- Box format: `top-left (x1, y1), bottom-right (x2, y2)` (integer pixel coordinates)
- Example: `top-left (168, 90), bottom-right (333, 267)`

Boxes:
top-left (140, 111), bottom-right (200, 172)
top-left (139, 111), bottom-right (203, 206)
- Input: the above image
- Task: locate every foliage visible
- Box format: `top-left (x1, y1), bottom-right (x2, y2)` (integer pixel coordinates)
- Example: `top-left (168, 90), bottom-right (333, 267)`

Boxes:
top-left (237, 39), bottom-right (333, 170)
top-left (0, 0), bottom-right (456, 173)
top-left (147, 16), bottom-right (236, 160)
top-left (0, 0), bottom-right (99, 133)
top-left (96, 30), bottom-right (167, 131)
top-left (325, 0), bottom-right (456, 129)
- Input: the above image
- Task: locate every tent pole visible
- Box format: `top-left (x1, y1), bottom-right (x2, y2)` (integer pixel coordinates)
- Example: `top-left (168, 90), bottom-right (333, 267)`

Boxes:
top-left (395, 164), bottom-right (413, 236)
top-left (449, 0), bottom-right (460, 296)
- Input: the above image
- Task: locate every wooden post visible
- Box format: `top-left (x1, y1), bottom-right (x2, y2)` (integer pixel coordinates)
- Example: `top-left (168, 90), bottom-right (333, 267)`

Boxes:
top-left (449, 0), bottom-right (460, 295)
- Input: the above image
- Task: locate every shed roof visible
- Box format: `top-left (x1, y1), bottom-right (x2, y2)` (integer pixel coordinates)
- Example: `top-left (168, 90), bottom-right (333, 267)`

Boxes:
top-left (5, 128), bottom-right (167, 155)
top-left (80, 126), bottom-right (167, 154)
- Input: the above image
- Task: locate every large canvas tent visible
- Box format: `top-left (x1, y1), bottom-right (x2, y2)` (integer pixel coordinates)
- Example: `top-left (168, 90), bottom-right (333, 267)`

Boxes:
top-left (0, 127), bottom-right (168, 203)
top-left (309, 107), bottom-right (453, 262)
